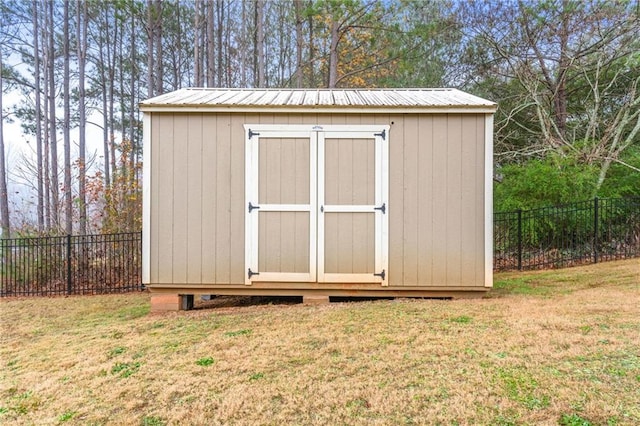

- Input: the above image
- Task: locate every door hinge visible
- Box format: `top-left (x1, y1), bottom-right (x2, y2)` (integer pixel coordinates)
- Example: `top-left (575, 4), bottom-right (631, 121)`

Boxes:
top-left (248, 202), bottom-right (260, 213)
top-left (248, 268), bottom-right (259, 279)
top-left (248, 129), bottom-right (260, 139)
top-left (374, 269), bottom-right (386, 280)
top-left (374, 129), bottom-right (386, 140)
top-left (374, 203), bottom-right (386, 214)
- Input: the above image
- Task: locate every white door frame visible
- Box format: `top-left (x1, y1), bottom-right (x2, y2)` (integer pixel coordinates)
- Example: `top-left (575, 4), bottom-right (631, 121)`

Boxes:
top-left (244, 124), bottom-right (389, 286)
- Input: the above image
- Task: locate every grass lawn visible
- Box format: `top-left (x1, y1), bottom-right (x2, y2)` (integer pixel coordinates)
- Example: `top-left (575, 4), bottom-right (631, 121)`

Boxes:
top-left (1, 259), bottom-right (639, 425)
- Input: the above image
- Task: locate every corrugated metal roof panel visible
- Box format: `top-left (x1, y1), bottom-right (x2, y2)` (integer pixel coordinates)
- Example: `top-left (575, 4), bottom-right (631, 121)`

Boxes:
top-left (140, 88), bottom-right (497, 112)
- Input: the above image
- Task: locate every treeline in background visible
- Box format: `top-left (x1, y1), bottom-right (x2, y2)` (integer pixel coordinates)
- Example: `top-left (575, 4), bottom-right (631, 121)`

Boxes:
top-left (0, 0), bottom-right (639, 238)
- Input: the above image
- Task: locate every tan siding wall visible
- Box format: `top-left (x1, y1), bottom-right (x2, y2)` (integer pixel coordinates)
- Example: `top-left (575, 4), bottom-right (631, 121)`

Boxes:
top-left (417, 115), bottom-right (434, 286)
top-left (201, 115), bottom-right (217, 283)
top-left (149, 112), bottom-right (486, 288)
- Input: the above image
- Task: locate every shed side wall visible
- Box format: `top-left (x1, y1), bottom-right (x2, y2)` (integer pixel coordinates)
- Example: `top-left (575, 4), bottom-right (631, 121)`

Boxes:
top-left (149, 112), bottom-right (486, 288)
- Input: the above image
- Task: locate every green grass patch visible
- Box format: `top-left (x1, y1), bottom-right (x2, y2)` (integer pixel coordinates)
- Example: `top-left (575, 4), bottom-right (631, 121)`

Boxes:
top-left (449, 315), bottom-right (472, 324)
top-left (559, 413), bottom-right (593, 426)
top-left (111, 362), bottom-right (141, 378)
top-left (141, 416), bottom-right (166, 426)
top-left (497, 367), bottom-right (550, 410)
top-left (195, 357), bottom-right (215, 367)
top-left (58, 410), bottom-right (76, 422)
top-left (249, 372), bottom-right (265, 381)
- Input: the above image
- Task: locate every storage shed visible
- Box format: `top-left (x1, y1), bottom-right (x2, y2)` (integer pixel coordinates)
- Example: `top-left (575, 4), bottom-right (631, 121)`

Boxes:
top-left (140, 88), bottom-right (497, 311)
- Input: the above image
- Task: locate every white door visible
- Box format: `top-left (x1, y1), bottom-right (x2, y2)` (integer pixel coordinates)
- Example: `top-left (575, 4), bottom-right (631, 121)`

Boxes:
top-left (245, 125), bottom-right (388, 285)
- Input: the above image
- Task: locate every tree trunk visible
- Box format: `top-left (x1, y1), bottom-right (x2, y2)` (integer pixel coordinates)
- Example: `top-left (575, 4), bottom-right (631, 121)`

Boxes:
top-left (0, 58), bottom-right (10, 238)
top-left (33, 1), bottom-right (44, 233)
top-left (47, 0), bottom-right (59, 231)
top-left (328, 18), bottom-right (339, 88)
top-left (294, 0), bottom-right (304, 88)
top-left (154, 0), bottom-right (163, 94)
top-left (147, 0), bottom-right (155, 97)
top-left (63, 0), bottom-right (72, 235)
top-left (307, 0), bottom-right (315, 87)
top-left (240, 0), bottom-right (248, 86)
top-left (194, 0), bottom-right (202, 86)
top-left (216, 0), bottom-right (224, 87)
top-left (256, 0), bottom-right (265, 87)
top-left (554, 0), bottom-right (570, 138)
top-left (77, 0), bottom-right (87, 235)
top-left (98, 15), bottom-right (111, 189)
top-left (129, 0), bottom-right (137, 186)
top-left (207, 0), bottom-right (215, 87)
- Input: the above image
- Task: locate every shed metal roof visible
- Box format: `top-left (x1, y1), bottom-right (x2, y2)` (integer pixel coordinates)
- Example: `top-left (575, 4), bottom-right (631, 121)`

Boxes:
top-left (140, 88), bottom-right (497, 114)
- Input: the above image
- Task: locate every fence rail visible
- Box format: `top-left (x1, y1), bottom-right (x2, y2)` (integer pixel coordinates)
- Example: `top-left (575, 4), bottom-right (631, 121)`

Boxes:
top-left (495, 197), bottom-right (640, 271)
top-left (1, 232), bottom-right (142, 297)
top-left (1, 198), bottom-right (639, 296)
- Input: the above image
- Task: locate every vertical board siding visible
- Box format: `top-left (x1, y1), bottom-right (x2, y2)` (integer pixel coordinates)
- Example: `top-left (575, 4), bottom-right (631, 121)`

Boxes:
top-left (476, 116), bottom-right (487, 286)
top-left (215, 113), bottom-right (232, 284)
top-left (387, 115), bottom-right (404, 286)
top-left (201, 114), bottom-right (217, 283)
top-left (172, 115), bottom-right (189, 284)
top-left (157, 115), bottom-right (174, 283)
top-left (259, 138), bottom-right (310, 204)
top-left (187, 114), bottom-right (203, 284)
top-left (325, 213), bottom-right (374, 273)
top-left (446, 114), bottom-right (463, 286)
top-left (460, 115), bottom-right (479, 287)
top-left (417, 115), bottom-right (434, 286)
top-left (430, 116), bottom-right (449, 285)
top-left (150, 111), bottom-right (486, 288)
top-left (150, 115), bottom-right (160, 283)
top-left (229, 114), bottom-right (245, 284)
top-left (402, 115), bottom-right (419, 286)
top-left (258, 212), bottom-right (310, 273)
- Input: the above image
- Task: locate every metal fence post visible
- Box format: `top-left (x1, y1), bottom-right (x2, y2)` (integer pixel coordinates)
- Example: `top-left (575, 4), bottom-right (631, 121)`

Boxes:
top-left (66, 234), bottom-right (72, 295)
top-left (593, 197), bottom-right (599, 264)
top-left (517, 209), bottom-right (523, 271)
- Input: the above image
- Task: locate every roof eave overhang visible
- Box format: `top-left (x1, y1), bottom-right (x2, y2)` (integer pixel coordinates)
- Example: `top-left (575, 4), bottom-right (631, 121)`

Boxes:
top-left (139, 105), bottom-right (498, 114)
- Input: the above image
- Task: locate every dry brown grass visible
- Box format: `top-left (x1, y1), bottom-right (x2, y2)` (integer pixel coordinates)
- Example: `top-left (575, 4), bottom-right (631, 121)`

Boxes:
top-left (1, 259), bottom-right (639, 425)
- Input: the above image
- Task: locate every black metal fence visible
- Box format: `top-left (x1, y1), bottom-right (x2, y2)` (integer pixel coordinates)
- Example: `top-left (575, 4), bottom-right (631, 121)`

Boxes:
top-left (0, 232), bottom-right (142, 297)
top-left (495, 197), bottom-right (640, 271)
top-left (1, 198), bottom-right (639, 296)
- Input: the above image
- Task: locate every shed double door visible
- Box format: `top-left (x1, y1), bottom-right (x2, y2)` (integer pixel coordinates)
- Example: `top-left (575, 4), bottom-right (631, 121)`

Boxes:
top-left (245, 125), bottom-right (389, 285)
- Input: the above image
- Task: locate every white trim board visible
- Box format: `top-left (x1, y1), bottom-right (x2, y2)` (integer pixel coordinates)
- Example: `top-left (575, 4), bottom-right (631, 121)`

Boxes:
top-left (484, 114), bottom-right (494, 288)
top-left (142, 113), bottom-right (151, 285)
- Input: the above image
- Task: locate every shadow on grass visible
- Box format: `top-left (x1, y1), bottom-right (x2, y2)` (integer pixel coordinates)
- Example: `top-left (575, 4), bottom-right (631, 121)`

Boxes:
top-left (192, 295), bottom-right (400, 310)
top-left (194, 295), bottom-right (303, 310)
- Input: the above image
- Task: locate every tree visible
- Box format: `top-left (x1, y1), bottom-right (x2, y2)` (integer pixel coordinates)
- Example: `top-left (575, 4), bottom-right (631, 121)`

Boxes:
top-left (0, 55), bottom-right (10, 238)
top-left (255, 0), bottom-right (265, 87)
top-left (460, 0), bottom-right (640, 196)
top-left (63, 0), bottom-right (72, 234)
top-left (77, 0), bottom-right (88, 235)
